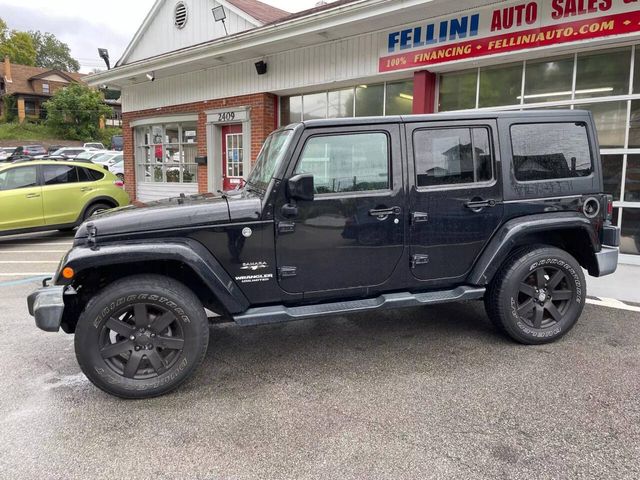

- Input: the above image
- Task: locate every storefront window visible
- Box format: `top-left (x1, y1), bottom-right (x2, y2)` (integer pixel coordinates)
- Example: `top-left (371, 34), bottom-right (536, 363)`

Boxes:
top-left (438, 69), bottom-right (477, 111)
top-left (385, 80), bottom-right (414, 115)
top-left (634, 47), bottom-right (640, 94)
top-left (328, 88), bottom-right (354, 118)
top-left (575, 48), bottom-right (631, 99)
top-left (303, 92), bottom-right (327, 120)
top-left (629, 100), bottom-right (640, 148)
top-left (135, 122), bottom-right (198, 184)
top-left (523, 56), bottom-right (573, 104)
top-left (282, 81), bottom-right (411, 123)
top-left (478, 63), bottom-right (523, 108)
top-left (625, 155), bottom-right (640, 203)
top-left (578, 101), bottom-right (627, 149)
top-left (621, 208), bottom-right (640, 255)
top-left (602, 155), bottom-right (624, 201)
top-left (355, 84), bottom-right (384, 117)
top-left (436, 44), bottom-right (640, 255)
top-left (281, 96), bottom-right (302, 124)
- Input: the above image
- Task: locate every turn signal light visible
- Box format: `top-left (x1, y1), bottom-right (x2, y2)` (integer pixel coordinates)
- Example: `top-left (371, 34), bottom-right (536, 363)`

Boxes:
top-left (61, 267), bottom-right (75, 280)
top-left (114, 180), bottom-right (125, 189)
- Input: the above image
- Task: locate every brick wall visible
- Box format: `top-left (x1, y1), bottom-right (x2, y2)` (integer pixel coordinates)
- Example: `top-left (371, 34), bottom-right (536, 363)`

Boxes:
top-left (121, 92), bottom-right (277, 201)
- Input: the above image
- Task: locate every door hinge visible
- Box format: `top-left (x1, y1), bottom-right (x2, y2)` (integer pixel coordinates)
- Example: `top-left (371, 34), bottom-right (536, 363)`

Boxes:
top-left (411, 212), bottom-right (429, 224)
top-left (277, 221), bottom-right (296, 234)
top-left (411, 254), bottom-right (430, 269)
top-left (278, 266), bottom-right (297, 280)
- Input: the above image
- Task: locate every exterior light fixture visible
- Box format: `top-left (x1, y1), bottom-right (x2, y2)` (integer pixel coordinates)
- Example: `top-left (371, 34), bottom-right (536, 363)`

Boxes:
top-left (98, 48), bottom-right (110, 70)
top-left (146, 72), bottom-right (155, 82)
top-left (212, 6), bottom-right (228, 35)
top-left (255, 60), bottom-right (268, 75)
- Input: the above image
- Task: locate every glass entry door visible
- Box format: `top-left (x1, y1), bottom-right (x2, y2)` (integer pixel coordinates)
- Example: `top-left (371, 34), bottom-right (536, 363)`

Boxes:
top-left (222, 124), bottom-right (244, 190)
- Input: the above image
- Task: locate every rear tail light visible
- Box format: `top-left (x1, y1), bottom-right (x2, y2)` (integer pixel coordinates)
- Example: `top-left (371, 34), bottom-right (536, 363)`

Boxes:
top-left (114, 180), bottom-right (124, 189)
top-left (606, 194), bottom-right (614, 222)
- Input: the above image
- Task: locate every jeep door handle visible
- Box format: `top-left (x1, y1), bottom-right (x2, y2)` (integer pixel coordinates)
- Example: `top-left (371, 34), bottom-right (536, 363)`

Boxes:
top-left (465, 199), bottom-right (497, 210)
top-left (369, 207), bottom-right (401, 217)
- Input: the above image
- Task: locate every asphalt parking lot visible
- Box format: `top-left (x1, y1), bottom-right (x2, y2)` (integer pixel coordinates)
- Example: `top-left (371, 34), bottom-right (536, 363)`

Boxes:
top-left (0, 232), bottom-right (639, 480)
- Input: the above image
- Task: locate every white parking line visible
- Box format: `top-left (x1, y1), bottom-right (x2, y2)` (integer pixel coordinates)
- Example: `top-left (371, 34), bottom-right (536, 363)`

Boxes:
top-left (0, 243), bottom-right (72, 247)
top-left (586, 298), bottom-right (640, 313)
top-left (0, 250), bottom-right (68, 254)
top-left (1, 261), bottom-right (60, 264)
top-left (0, 273), bottom-right (53, 277)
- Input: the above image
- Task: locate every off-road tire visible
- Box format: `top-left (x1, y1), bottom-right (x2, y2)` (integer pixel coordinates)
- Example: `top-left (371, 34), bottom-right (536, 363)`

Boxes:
top-left (75, 274), bottom-right (209, 399)
top-left (485, 245), bottom-right (586, 345)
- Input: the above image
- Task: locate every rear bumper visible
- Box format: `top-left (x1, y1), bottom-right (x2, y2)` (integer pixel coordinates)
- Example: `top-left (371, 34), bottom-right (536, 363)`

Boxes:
top-left (593, 246), bottom-right (619, 277)
top-left (27, 286), bottom-right (66, 332)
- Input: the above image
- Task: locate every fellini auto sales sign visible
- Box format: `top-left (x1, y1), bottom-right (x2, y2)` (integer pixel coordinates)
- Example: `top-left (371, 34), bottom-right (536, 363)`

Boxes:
top-left (379, 0), bottom-right (640, 72)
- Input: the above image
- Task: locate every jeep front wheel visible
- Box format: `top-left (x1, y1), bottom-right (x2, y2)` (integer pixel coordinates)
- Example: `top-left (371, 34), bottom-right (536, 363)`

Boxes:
top-left (74, 275), bottom-right (209, 398)
top-left (485, 246), bottom-right (586, 345)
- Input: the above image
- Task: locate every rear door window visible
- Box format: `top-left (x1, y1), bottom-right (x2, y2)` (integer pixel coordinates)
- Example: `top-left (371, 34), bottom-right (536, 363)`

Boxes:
top-left (511, 122), bottom-right (592, 181)
top-left (43, 165), bottom-right (79, 185)
top-left (413, 127), bottom-right (493, 188)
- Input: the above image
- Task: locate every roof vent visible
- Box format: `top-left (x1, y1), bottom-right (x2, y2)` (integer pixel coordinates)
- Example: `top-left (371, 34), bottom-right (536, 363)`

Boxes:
top-left (174, 2), bottom-right (188, 29)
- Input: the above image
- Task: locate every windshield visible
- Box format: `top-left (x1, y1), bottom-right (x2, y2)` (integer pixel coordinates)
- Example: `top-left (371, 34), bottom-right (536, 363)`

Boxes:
top-left (247, 130), bottom-right (293, 190)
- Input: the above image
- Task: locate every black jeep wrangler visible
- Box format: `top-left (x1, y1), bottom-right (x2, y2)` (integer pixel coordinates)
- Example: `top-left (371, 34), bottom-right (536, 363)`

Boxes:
top-left (28, 110), bottom-right (620, 398)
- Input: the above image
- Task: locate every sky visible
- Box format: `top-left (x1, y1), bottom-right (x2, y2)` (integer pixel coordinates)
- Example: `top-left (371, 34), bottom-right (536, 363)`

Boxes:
top-left (0, 0), bottom-right (334, 72)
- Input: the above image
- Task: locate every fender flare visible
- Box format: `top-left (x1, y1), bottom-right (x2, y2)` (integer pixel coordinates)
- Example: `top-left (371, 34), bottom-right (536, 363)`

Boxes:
top-left (59, 238), bottom-right (250, 314)
top-left (467, 213), bottom-right (600, 285)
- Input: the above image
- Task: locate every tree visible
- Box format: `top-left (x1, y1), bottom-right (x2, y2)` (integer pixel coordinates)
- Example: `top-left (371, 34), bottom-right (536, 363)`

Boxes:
top-left (29, 31), bottom-right (80, 72)
top-left (0, 30), bottom-right (36, 66)
top-left (44, 83), bottom-right (112, 141)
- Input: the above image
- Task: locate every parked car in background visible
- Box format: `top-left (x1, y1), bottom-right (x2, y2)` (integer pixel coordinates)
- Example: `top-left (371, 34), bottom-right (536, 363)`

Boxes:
top-left (0, 159), bottom-right (129, 236)
top-left (111, 158), bottom-right (124, 182)
top-left (48, 145), bottom-right (64, 155)
top-left (36, 147), bottom-right (96, 159)
top-left (92, 152), bottom-right (123, 170)
top-left (12, 145), bottom-right (47, 157)
top-left (111, 135), bottom-right (123, 151)
top-left (0, 147), bottom-right (16, 161)
top-left (84, 142), bottom-right (105, 150)
top-left (76, 150), bottom-right (110, 161)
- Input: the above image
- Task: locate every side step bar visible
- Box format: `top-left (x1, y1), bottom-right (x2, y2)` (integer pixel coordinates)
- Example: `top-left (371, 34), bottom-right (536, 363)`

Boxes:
top-left (233, 286), bottom-right (486, 327)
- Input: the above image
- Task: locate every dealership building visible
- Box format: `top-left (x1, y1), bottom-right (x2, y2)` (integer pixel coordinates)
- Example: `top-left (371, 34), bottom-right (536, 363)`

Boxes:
top-left (88, 0), bottom-right (640, 257)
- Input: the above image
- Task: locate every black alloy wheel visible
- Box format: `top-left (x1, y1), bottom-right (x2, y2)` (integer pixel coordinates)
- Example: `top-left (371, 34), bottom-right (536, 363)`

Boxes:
top-left (515, 266), bottom-right (574, 330)
top-left (99, 303), bottom-right (185, 379)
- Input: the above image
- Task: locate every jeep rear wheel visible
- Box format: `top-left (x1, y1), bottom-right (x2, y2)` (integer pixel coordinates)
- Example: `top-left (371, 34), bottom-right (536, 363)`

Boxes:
top-left (75, 275), bottom-right (209, 398)
top-left (485, 246), bottom-right (586, 345)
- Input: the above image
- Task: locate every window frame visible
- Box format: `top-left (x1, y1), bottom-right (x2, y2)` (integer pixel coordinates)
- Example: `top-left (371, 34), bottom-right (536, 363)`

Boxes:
top-left (509, 121), bottom-right (595, 184)
top-left (412, 125), bottom-right (497, 192)
top-left (292, 130), bottom-right (393, 198)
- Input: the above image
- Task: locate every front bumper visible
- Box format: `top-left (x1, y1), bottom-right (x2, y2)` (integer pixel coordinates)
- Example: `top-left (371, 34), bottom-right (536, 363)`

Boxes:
top-left (27, 286), bottom-right (66, 332)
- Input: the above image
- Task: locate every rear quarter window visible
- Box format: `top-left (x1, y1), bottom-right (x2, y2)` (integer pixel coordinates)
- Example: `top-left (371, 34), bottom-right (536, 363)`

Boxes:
top-left (85, 168), bottom-right (106, 181)
top-left (511, 122), bottom-right (592, 182)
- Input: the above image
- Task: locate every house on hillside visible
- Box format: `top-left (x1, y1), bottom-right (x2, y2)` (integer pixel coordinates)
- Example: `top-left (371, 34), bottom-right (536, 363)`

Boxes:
top-left (0, 56), bottom-right (122, 126)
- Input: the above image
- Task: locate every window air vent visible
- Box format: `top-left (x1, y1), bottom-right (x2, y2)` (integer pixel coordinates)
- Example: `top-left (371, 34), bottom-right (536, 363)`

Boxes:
top-left (174, 2), bottom-right (188, 29)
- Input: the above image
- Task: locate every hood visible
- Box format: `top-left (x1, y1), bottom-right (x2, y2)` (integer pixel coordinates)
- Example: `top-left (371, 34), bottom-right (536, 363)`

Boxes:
top-left (76, 193), bottom-right (232, 239)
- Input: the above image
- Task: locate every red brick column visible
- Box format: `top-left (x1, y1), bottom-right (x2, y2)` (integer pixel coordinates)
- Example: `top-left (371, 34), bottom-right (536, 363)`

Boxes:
top-left (121, 116), bottom-right (137, 200)
top-left (412, 70), bottom-right (437, 114)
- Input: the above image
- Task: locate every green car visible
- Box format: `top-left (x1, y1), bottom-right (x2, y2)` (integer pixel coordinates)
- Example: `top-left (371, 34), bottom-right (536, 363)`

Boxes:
top-left (0, 160), bottom-right (130, 236)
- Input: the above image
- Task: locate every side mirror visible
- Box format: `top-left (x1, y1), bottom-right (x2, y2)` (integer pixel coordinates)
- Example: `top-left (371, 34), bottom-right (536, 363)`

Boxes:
top-left (287, 173), bottom-right (314, 201)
